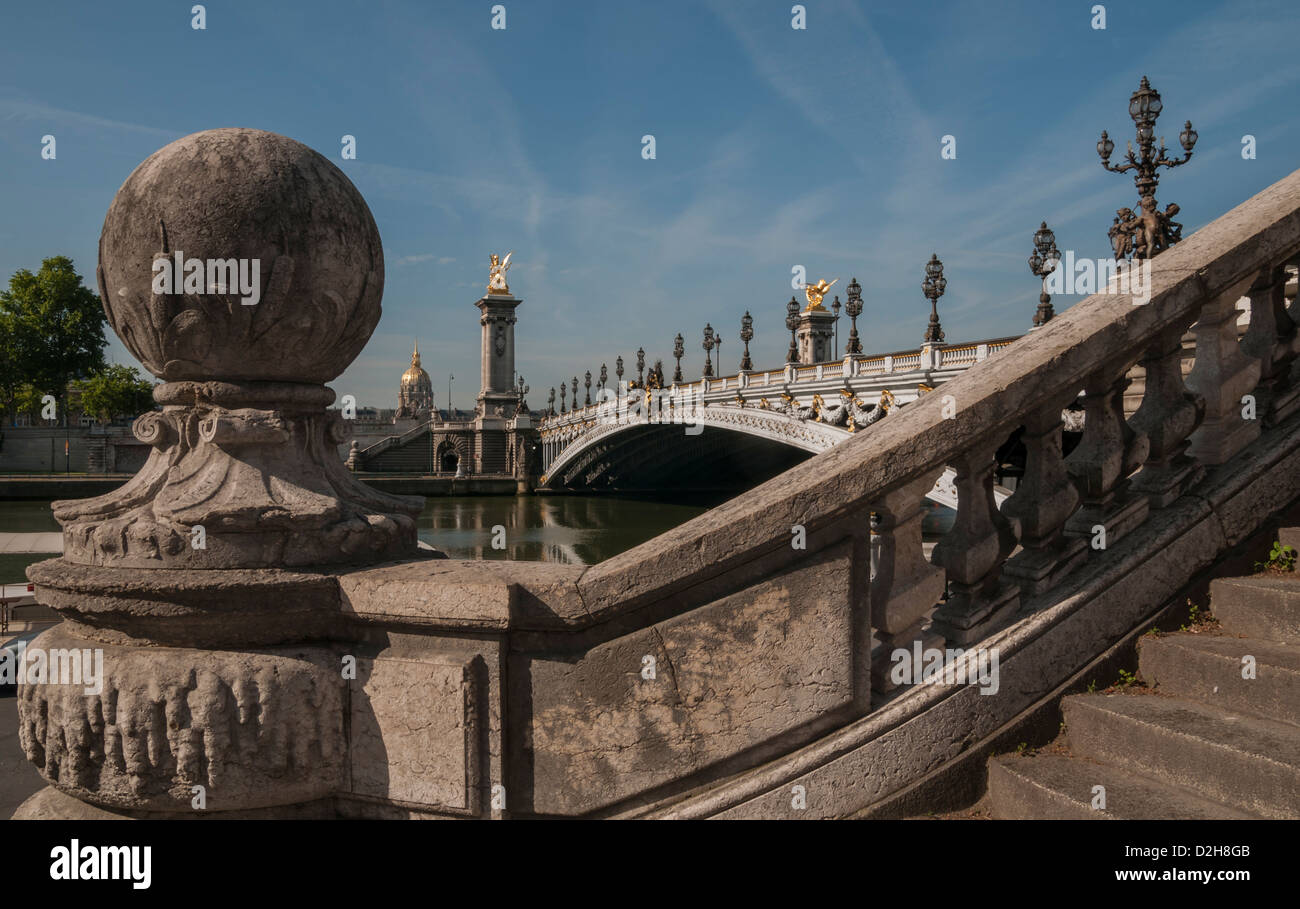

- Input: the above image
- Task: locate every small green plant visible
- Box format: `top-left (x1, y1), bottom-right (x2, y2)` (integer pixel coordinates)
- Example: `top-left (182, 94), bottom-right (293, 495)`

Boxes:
top-left (1015, 742), bottom-right (1029, 755)
top-left (1115, 668), bottom-right (1138, 688)
top-left (1087, 679), bottom-right (1097, 693)
top-left (1255, 541), bottom-right (1296, 573)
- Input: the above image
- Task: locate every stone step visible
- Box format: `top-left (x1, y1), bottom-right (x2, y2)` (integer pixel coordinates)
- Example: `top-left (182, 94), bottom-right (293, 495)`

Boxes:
top-left (988, 752), bottom-right (1257, 819)
top-left (1063, 693), bottom-right (1300, 818)
top-left (1277, 527), bottom-right (1300, 554)
top-left (1209, 575), bottom-right (1300, 643)
top-left (1139, 633), bottom-right (1300, 726)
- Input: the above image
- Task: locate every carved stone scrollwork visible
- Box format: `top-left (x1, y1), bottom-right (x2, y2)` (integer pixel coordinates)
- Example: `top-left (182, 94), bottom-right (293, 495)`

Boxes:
top-left (870, 469), bottom-right (946, 693)
top-left (1003, 399), bottom-right (1087, 594)
top-left (930, 443), bottom-right (1021, 646)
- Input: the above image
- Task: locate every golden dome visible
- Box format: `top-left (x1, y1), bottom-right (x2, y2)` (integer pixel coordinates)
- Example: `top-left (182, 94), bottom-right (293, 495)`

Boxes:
top-left (401, 342), bottom-right (431, 386)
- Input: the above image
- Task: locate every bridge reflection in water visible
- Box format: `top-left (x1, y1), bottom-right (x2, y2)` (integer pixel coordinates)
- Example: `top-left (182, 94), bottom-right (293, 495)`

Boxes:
top-left (415, 492), bottom-right (959, 564)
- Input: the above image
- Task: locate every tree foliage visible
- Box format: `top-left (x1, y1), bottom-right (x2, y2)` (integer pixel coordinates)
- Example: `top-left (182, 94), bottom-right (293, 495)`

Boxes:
top-left (0, 256), bottom-right (107, 424)
top-left (73, 364), bottom-right (156, 424)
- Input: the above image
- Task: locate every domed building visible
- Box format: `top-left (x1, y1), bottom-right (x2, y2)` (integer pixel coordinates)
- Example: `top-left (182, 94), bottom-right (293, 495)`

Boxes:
top-left (396, 342), bottom-right (435, 420)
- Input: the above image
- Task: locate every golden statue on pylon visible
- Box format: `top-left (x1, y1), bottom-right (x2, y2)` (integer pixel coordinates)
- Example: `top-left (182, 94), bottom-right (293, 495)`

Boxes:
top-left (803, 278), bottom-right (837, 312)
top-left (487, 251), bottom-right (513, 294)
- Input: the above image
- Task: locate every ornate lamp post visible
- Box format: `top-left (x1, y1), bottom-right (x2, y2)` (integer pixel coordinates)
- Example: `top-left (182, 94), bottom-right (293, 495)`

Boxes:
top-left (785, 296), bottom-right (800, 364)
top-left (739, 311), bottom-right (754, 371)
top-left (548, 386), bottom-right (555, 416)
top-left (615, 356), bottom-right (624, 401)
top-left (922, 254), bottom-right (946, 345)
top-left (702, 324), bottom-right (715, 378)
top-left (673, 333), bottom-right (684, 384)
top-left (844, 277), bottom-right (863, 355)
top-left (572, 375), bottom-right (578, 410)
top-left (715, 333), bottom-right (723, 374)
top-left (1098, 76), bottom-right (1197, 259)
top-left (584, 370), bottom-right (592, 406)
top-left (636, 347), bottom-right (645, 386)
top-left (832, 295), bottom-right (842, 360)
top-left (560, 380), bottom-right (567, 414)
top-left (1028, 221), bottom-right (1062, 327)
top-left (517, 375), bottom-right (529, 412)
top-left (599, 363), bottom-right (607, 400)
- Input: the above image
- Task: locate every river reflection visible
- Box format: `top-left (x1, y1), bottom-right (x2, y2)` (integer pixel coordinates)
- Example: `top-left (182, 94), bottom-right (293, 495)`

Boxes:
top-left (420, 493), bottom-right (727, 564)
top-left (2, 491), bottom-right (955, 571)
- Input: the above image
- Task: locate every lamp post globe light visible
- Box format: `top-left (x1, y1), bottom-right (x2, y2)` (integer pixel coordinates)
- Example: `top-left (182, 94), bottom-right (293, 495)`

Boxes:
top-left (1098, 76), bottom-right (1196, 259)
top-left (785, 296), bottom-right (800, 364)
top-left (844, 277), bottom-right (863, 355)
top-left (673, 333), bottom-right (685, 384)
top-left (921, 254), bottom-right (946, 345)
top-left (1028, 221), bottom-right (1062, 328)
top-left (739, 311), bottom-right (754, 371)
top-left (702, 323), bottom-right (715, 378)
top-left (636, 347), bottom-right (645, 386)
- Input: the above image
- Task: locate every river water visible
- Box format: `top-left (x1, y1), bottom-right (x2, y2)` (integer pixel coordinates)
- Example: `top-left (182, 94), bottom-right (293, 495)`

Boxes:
top-left (0, 494), bottom-right (724, 579)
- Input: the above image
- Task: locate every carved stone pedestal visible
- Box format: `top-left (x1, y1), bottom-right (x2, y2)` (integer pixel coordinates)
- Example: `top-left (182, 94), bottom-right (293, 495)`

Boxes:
top-left (13, 128), bottom-right (425, 821)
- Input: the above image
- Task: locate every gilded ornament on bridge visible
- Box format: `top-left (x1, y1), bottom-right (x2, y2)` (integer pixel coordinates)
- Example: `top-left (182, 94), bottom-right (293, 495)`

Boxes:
top-left (803, 278), bottom-right (838, 312)
top-left (487, 251), bottom-right (513, 294)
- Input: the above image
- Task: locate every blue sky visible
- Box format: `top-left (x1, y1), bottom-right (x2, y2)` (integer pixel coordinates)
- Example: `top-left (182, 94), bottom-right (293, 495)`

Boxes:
top-left (2, 0), bottom-right (1297, 410)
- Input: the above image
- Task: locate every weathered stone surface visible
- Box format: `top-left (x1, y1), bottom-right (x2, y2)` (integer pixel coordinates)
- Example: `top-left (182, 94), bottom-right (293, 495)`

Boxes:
top-left (517, 543), bottom-right (856, 815)
top-left (349, 656), bottom-right (478, 813)
top-left (17, 624), bottom-right (345, 813)
top-left (26, 557), bottom-right (345, 647)
top-left (337, 558), bottom-right (588, 630)
top-left (52, 128), bottom-right (422, 570)
top-left (99, 128), bottom-right (382, 383)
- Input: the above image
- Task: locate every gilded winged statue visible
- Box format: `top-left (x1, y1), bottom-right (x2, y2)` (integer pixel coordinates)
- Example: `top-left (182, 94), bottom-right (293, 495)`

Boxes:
top-left (803, 278), bottom-right (837, 311)
top-left (487, 251), bottom-right (513, 294)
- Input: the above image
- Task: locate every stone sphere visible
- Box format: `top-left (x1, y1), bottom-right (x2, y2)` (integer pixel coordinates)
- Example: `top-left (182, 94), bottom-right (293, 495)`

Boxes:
top-left (98, 128), bottom-right (384, 384)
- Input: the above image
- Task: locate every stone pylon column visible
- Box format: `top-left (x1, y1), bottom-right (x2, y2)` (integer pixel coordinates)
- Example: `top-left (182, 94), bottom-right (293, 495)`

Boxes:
top-left (476, 292), bottom-right (522, 416)
top-left (12, 128), bottom-right (425, 819)
top-left (796, 306), bottom-right (836, 365)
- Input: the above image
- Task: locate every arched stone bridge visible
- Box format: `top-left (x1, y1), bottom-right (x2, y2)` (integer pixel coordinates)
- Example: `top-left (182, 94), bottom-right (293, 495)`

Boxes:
top-left (540, 340), bottom-right (1016, 501)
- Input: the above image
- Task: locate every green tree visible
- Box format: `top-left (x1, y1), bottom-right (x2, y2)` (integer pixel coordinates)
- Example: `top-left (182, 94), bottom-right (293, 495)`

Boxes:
top-left (73, 365), bottom-right (155, 424)
top-left (0, 256), bottom-right (107, 425)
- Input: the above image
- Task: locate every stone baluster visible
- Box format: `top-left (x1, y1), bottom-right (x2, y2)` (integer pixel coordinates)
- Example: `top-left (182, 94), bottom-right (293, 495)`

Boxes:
top-left (1186, 276), bottom-right (1262, 464)
top-left (1064, 363), bottom-right (1150, 546)
top-left (869, 469), bottom-right (947, 694)
top-left (931, 444), bottom-right (1020, 646)
top-left (1002, 399), bottom-right (1086, 594)
top-left (1240, 262), bottom-right (1300, 425)
top-left (1130, 321), bottom-right (1205, 507)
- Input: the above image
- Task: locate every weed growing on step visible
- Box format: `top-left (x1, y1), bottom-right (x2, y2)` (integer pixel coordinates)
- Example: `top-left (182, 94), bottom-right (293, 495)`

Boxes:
top-left (1179, 600), bottom-right (1219, 633)
top-left (1254, 540), bottom-right (1296, 573)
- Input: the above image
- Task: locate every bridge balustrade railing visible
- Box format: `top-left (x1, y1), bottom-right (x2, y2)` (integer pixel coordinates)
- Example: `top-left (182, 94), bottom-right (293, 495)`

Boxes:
top-left (576, 168), bottom-right (1300, 698)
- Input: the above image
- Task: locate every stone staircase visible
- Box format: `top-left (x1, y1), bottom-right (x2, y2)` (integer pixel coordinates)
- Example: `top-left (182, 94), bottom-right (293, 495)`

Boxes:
top-left (988, 535), bottom-right (1300, 819)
